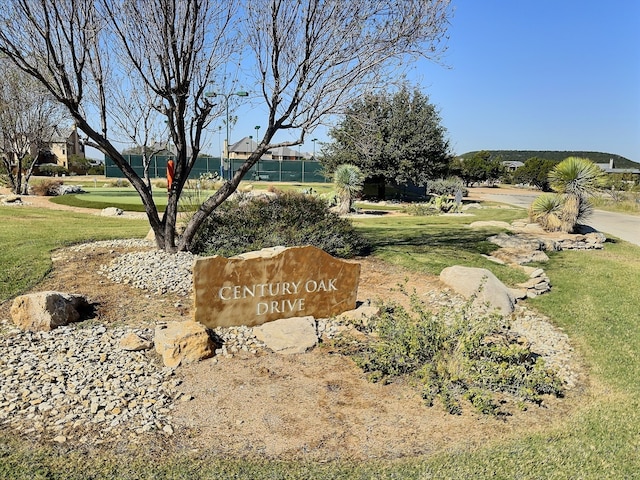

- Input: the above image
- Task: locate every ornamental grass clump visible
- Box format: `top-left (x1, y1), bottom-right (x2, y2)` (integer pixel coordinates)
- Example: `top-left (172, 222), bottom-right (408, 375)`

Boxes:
top-left (337, 291), bottom-right (564, 415)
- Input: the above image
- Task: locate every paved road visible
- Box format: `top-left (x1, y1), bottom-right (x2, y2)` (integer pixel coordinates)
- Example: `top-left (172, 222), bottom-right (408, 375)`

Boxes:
top-left (479, 191), bottom-right (640, 246)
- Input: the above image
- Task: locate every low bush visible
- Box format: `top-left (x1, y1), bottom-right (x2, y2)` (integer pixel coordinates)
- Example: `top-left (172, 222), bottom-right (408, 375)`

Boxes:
top-left (37, 164), bottom-right (68, 177)
top-left (334, 291), bottom-right (564, 415)
top-left (404, 195), bottom-right (461, 215)
top-left (87, 165), bottom-right (105, 175)
top-left (103, 179), bottom-right (131, 188)
top-left (30, 179), bottom-right (63, 196)
top-left (427, 177), bottom-right (468, 197)
top-left (403, 202), bottom-right (438, 216)
top-left (189, 191), bottom-right (370, 258)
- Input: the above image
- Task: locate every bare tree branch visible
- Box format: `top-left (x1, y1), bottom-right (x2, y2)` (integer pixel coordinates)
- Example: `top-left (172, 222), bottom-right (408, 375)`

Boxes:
top-left (0, 60), bottom-right (67, 194)
top-left (1, 0), bottom-right (451, 253)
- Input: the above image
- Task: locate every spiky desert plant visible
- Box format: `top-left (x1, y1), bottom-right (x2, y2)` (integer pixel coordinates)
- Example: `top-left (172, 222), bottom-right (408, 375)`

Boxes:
top-left (549, 157), bottom-right (606, 197)
top-left (334, 164), bottom-right (365, 215)
top-left (547, 157), bottom-right (604, 232)
top-left (529, 194), bottom-right (564, 232)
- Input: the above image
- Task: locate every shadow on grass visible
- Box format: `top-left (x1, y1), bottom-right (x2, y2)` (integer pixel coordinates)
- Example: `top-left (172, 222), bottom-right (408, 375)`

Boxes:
top-left (359, 225), bottom-right (499, 255)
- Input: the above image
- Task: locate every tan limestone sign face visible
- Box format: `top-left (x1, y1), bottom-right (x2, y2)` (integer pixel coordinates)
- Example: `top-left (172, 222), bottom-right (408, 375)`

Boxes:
top-left (193, 246), bottom-right (360, 328)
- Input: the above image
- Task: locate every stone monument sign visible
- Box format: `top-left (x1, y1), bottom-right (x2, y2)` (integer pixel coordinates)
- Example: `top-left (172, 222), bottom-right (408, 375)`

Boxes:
top-left (193, 246), bottom-right (360, 328)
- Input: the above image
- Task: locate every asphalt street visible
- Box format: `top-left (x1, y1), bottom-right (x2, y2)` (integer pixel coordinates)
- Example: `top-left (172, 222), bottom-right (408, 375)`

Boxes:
top-left (479, 191), bottom-right (640, 246)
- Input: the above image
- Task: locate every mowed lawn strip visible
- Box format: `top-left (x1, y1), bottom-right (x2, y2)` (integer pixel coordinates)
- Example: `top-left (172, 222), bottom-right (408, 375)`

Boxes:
top-left (0, 207), bottom-right (149, 302)
top-left (1, 206), bottom-right (639, 478)
top-left (50, 187), bottom-right (169, 212)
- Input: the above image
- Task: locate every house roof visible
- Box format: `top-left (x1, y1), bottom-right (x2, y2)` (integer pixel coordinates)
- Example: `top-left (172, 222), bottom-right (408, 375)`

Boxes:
top-left (269, 146), bottom-right (299, 157)
top-left (595, 162), bottom-right (640, 175)
top-left (229, 137), bottom-right (258, 153)
top-left (503, 161), bottom-right (524, 168)
top-left (229, 137), bottom-right (311, 159)
top-left (49, 127), bottom-right (74, 144)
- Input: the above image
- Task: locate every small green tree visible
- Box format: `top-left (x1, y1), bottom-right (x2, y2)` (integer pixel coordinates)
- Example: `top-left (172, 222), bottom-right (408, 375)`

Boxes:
top-left (67, 155), bottom-right (91, 175)
top-left (452, 151), bottom-right (504, 186)
top-left (321, 85), bottom-right (451, 198)
top-left (512, 157), bottom-right (559, 191)
top-left (334, 164), bottom-right (365, 215)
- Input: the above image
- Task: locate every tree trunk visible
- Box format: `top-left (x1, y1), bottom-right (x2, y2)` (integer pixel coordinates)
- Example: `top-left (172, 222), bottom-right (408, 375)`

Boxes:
top-left (337, 194), bottom-right (351, 215)
top-left (22, 155), bottom-right (39, 195)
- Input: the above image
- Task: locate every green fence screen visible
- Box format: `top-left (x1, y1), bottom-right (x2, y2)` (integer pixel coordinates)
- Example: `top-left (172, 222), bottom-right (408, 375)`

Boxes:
top-left (105, 155), bottom-right (328, 183)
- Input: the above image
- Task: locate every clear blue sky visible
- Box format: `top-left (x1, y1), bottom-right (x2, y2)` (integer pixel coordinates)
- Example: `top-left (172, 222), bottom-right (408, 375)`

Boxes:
top-left (410, 0), bottom-right (640, 161)
top-left (228, 0), bottom-right (640, 163)
top-left (146, 1), bottom-right (638, 165)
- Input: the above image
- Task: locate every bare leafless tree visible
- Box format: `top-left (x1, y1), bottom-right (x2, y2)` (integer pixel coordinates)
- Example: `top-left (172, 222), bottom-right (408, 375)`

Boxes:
top-left (108, 72), bottom-right (168, 190)
top-left (0, 0), bottom-right (236, 251)
top-left (181, 0), bottom-right (452, 246)
top-left (0, 61), bottom-right (67, 194)
top-left (0, 0), bottom-right (451, 252)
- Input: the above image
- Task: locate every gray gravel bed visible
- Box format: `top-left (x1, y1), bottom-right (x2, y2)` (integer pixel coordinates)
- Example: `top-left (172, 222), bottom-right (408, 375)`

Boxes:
top-left (98, 249), bottom-right (196, 296)
top-left (0, 324), bottom-right (178, 444)
top-left (95, 241), bottom-right (580, 388)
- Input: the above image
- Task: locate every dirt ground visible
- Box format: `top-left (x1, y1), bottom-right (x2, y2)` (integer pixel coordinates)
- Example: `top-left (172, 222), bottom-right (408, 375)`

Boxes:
top-left (1, 191), bottom-right (588, 460)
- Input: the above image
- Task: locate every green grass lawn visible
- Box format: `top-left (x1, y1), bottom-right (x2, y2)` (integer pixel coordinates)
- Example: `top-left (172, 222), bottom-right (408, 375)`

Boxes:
top-left (49, 187), bottom-right (170, 212)
top-left (0, 207), bottom-right (150, 302)
top-left (591, 195), bottom-right (640, 216)
top-left (49, 182), bottom-right (338, 213)
top-left (1, 205), bottom-right (639, 478)
top-left (352, 206), bottom-right (530, 285)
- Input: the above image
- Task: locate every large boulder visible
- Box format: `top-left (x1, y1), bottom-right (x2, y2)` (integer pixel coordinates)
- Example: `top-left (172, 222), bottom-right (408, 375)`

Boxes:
top-left (193, 245), bottom-right (360, 328)
top-left (10, 291), bottom-right (92, 331)
top-left (490, 248), bottom-right (550, 265)
top-left (488, 233), bottom-right (543, 250)
top-left (253, 316), bottom-right (318, 354)
top-left (1, 195), bottom-right (22, 204)
top-left (154, 321), bottom-right (216, 368)
top-left (439, 266), bottom-right (516, 314)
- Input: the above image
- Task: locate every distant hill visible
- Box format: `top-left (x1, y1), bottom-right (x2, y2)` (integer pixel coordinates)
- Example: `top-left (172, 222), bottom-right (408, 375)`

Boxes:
top-left (459, 150), bottom-right (638, 168)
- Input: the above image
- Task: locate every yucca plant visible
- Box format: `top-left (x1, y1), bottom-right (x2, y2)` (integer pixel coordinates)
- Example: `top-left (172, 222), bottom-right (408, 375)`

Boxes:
top-left (543, 157), bottom-right (605, 232)
top-left (334, 164), bottom-right (365, 214)
top-left (549, 156), bottom-right (605, 198)
top-left (529, 193), bottom-right (564, 232)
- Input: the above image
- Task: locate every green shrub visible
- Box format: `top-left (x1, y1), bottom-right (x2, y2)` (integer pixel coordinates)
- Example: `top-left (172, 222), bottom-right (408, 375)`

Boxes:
top-left (334, 164), bottom-right (364, 214)
top-left (405, 195), bottom-right (461, 215)
top-left (87, 164), bottom-right (105, 175)
top-left (37, 164), bottom-right (68, 177)
top-left (190, 191), bottom-right (370, 258)
top-left (427, 177), bottom-right (468, 197)
top-left (403, 203), bottom-right (438, 216)
top-left (338, 292), bottom-right (564, 415)
top-left (529, 193), bottom-right (564, 231)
